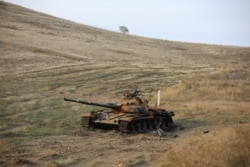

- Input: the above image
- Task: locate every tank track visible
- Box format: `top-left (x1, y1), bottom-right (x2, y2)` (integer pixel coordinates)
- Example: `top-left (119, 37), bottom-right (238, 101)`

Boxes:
top-left (123, 116), bottom-right (174, 133)
top-left (82, 115), bottom-right (174, 133)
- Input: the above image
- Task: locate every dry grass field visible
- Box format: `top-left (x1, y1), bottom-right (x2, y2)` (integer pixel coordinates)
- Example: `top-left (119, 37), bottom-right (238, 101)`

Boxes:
top-left (0, 2), bottom-right (250, 167)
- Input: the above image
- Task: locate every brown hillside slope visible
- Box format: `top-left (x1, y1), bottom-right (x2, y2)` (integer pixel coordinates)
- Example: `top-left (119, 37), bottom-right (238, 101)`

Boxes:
top-left (0, 2), bottom-right (250, 167)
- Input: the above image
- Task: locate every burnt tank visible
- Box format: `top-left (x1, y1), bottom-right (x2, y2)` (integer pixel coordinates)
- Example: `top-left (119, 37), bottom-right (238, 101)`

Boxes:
top-left (64, 90), bottom-right (174, 133)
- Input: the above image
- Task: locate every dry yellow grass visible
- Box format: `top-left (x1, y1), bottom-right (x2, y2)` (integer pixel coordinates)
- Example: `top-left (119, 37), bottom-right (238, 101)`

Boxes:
top-left (155, 66), bottom-right (250, 167)
top-left (161, 67), bottom-right (250, 101)
top-left (155, 124), bottom-right (250, 167)
top-left (160, 66), bottom-right (250, 119)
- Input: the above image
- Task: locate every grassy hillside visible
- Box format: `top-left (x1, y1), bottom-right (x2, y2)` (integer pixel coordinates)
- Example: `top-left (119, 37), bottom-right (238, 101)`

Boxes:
top-left (0, 2), bottom-right (249, 167)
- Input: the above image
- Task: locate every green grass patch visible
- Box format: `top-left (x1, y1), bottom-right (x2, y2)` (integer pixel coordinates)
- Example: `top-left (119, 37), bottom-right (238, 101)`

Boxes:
top-left (54, 157), bottom-right (85, 167)
top-left (27, 124), bottom-right (64, 135)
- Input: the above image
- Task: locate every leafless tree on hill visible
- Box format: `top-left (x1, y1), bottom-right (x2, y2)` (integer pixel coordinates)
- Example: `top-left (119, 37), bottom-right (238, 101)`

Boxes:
top-left (119, 26), bottom-right (129, 34)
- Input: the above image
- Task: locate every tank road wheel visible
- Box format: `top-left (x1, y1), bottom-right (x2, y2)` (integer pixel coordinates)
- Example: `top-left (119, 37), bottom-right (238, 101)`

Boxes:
top-left (147, 120), bottom-right (154, 130)
top-left (128, 122), bottom-right (136, 133)
top-left (141, 120), bottom-right (147, 132)
top-left (153, 119), bottom-right (160, 129)
top-left (136, 121), bottom-right (143, 133)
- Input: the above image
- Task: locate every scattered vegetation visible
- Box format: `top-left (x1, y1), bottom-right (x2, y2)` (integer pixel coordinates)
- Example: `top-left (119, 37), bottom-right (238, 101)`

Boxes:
top-left (0, 2), bottom-right (249, 167)
top-left (161, 67), bottom-right (250, 101)
top-left (156, 124), bottom-right (250, 167)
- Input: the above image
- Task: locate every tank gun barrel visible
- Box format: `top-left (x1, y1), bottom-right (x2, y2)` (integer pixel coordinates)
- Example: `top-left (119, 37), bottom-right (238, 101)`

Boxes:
top-left (64, 98), bottom-right (121, 110)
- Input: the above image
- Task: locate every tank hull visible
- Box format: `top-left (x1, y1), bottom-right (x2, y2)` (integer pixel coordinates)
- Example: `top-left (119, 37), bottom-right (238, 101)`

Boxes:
top-left (81, 109), bottom-right (174, 133)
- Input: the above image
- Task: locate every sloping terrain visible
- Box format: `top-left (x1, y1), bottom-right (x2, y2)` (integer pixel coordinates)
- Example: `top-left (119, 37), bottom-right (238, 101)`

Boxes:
top-left (0, 2), bottom-right (250, 167)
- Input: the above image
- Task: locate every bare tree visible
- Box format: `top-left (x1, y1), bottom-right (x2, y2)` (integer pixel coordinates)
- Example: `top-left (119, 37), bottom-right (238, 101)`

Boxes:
top-left (119, 26), bottom-right (129, 34)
